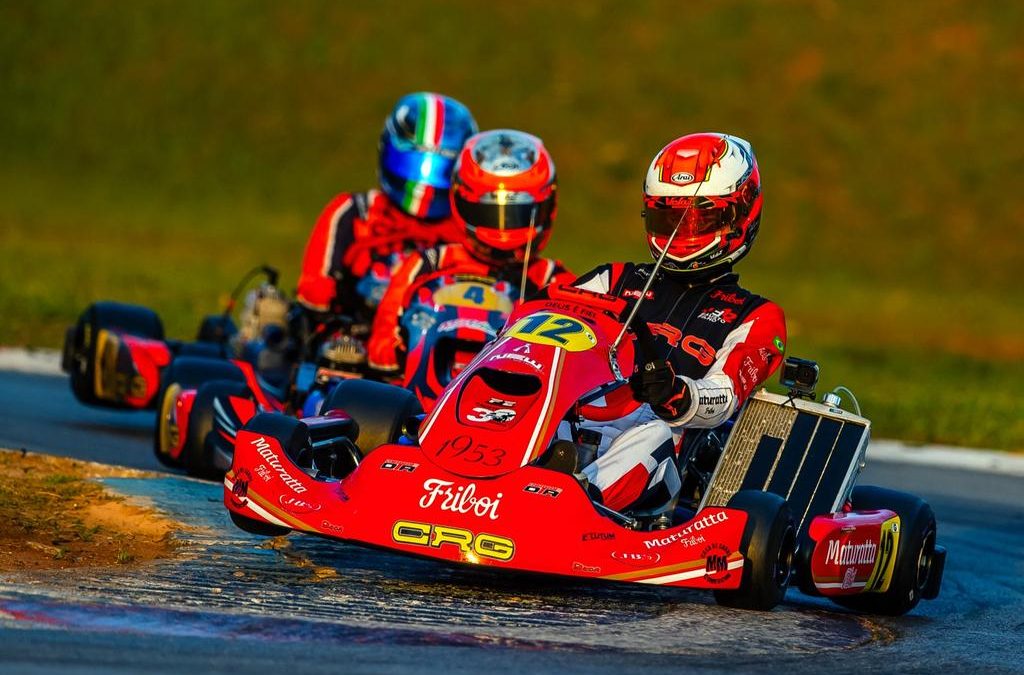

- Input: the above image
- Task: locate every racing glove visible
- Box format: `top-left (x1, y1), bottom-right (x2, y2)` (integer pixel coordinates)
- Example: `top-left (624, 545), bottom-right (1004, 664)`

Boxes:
top-left (630, 359), bottom-right (692, 420)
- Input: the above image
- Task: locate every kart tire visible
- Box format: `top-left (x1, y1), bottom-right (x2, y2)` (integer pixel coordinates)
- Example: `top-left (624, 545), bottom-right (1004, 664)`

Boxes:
top-left (322, 379), bottom-right (423, 456)
top-left (66, 302), bottom-right (164, 408)
top-left (830, 486), bottom-right (938, 616)
top-left (714, 490), bottom-right (796, 611)
top-left (229, 510), bottom-right (290, 537)
top-left (244, 413), bottom-right (312, 462)
top-left (185, 380), bottom-right (252, 479)
top-left (153, 357), bottom-right (246, 471)
top-left (196, 314), bottom-right (238, 344)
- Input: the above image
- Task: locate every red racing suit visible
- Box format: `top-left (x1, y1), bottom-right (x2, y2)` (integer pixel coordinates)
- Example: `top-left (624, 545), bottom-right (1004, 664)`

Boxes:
top-left (297, 190), bottom-right (461, 319)
top-left (564, 262), bottom-right (787, 511)
top-left (368, 243), bottom-right (574, 373)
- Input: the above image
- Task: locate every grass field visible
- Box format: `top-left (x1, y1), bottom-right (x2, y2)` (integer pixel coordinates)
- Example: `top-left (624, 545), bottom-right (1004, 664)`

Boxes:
top-left (1, 1), bottom-right (1022, 450)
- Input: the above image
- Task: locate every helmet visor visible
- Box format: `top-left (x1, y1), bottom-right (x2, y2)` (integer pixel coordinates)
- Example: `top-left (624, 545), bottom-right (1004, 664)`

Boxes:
top-left (380, 138), bottom-right (458, 189)
top-left (644, 197), bottom-right (743, 239)
top-left (454, 192), bottom-right (555, 231)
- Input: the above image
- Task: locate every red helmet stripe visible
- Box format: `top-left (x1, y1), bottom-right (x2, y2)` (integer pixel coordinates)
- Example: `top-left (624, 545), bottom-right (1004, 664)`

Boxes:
top-left (431, 95), bottom-right (445, 148)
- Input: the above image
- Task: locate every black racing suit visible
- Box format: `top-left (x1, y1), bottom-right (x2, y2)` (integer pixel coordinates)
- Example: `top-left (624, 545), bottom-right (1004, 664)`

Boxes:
top-left (562, 262), bottom-right (787, 511)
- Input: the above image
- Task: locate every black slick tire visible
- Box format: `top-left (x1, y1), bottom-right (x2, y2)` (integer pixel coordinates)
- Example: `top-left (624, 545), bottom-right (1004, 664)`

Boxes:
top-left (152, 357), bottom-right (245, 473)
top-left (714, 490), bottom-right (796, 611)
top-left (830, 485), bottom-right (938, 616)
top-left (322, 379), bottom-right (422, 456)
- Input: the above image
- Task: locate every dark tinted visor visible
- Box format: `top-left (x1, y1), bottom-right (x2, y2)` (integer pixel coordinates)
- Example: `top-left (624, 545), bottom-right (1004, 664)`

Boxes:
top-left (454, 193), bottom-right (555, 231)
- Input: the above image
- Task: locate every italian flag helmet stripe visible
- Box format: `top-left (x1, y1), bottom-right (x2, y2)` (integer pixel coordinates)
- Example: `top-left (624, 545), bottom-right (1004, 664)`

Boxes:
top-left (414, 93), bottom-right (445, 149)
top-left (402, 180), bottom-right (434, 217)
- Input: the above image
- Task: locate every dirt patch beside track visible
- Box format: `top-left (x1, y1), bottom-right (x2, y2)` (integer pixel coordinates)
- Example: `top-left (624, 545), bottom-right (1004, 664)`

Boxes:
top-left (0, 448), bottom-right (181, 571)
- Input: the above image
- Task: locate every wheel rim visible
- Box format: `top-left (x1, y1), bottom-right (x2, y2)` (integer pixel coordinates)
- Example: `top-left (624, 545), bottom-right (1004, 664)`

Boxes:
top-left (774, 523), bottom-right (797, 589)
top-left (914, 528), bottom-right (936, 592)
top-left (158, 384), bottom-right (182, 458)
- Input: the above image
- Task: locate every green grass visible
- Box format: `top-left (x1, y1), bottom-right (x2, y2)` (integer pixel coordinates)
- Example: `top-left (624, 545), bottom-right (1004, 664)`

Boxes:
top-left (1, 1), bottom-right (1022, 450)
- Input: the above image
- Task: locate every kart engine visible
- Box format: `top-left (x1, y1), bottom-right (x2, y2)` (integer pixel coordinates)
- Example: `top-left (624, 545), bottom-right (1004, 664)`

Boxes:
top-left (237, 284), bottom-right (290, 344)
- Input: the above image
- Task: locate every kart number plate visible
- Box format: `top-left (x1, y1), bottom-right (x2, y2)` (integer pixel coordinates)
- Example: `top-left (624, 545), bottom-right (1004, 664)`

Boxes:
top-left (506, 312), bottom-right (597, 352)
top-left (432, 282), bottom-right (515, 312)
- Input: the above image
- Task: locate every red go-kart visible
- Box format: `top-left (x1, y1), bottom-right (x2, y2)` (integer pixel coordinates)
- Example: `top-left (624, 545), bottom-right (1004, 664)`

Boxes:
top-left (63, 269), bottom-right (518, 479)
top-left (61, 267), bottom-right (315, 477)
top-left (224, 285), bottom-right (946, 613)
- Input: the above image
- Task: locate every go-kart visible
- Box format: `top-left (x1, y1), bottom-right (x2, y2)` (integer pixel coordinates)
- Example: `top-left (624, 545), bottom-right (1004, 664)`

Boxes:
top-left (223, 284), bottom-right (946, 614)
top-left (62, 265), bottom-right (291, 412)
top-left (87, 271), bottom-right (517, 479)
top-left (61, 266), bottom-right (351, 476)
top-left (176, 273), bottom-right (517, 478)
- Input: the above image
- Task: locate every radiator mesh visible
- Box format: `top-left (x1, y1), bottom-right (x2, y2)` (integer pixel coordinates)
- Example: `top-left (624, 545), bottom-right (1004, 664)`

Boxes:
top-left (703, 398), bottom-right (798, 507)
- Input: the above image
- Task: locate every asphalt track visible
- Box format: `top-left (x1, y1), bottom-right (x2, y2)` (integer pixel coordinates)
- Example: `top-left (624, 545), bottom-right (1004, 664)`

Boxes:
top-left (0, 370), bottom-right (1022, 674)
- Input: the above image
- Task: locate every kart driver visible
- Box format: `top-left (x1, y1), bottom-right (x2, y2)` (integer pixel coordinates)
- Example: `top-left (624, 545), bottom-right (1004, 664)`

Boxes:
top-left (367, 129), bottom-right (574, 376)
top-left (562, 133), bottom-right (787, 514)
top-left (295, 92), bottom-right (478, 327)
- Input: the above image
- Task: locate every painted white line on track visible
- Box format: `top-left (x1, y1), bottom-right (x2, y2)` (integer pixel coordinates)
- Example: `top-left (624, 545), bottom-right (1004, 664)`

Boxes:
top-left (867, 439), bottom-right (1024, 477)
top-left (1, 347), bottom-right (1021, 477)
top-left (0, 347), bottom-right (62, 376)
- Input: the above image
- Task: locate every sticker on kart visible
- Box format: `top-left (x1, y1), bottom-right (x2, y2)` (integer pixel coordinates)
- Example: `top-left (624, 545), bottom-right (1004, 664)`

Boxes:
top-left (505, 312), bottom-right (598, 352)
top-left (392, 519), bottom-right (515, 562)
top-left (431, 281), bottom-right (516, 312)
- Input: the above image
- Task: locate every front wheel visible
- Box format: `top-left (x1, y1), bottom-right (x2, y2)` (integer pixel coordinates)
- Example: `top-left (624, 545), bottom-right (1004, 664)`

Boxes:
top-left (714, 491), bottom-right (796, 611)
top-left (831, 486), bottom-right (938, 616)
top-left (322, 379), bottom-right (422, 455)
top-left (184, 380), bottom-right (253, 479)
top-left (229, 510), bottom-right (290, 537)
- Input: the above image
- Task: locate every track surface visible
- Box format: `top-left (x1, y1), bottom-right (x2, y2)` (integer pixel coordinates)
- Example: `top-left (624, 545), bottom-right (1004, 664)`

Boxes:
top-left (0, 371), bottom-right (1022, 674)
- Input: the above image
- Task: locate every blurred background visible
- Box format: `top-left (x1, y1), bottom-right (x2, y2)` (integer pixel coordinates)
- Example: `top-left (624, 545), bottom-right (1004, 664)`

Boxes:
top-left (1, 0), bottom-right (1021, 449)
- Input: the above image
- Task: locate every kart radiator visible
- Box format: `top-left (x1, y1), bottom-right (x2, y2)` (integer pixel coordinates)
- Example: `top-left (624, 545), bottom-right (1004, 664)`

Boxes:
top-left (699, 390), bottom-right (871, 536)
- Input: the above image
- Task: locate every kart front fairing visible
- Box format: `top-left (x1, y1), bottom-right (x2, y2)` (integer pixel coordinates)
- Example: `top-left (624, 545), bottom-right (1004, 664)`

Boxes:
top-left (226, 430), bottom-right (748, 589)
top-left (224, 289), bottom-right (750, 588)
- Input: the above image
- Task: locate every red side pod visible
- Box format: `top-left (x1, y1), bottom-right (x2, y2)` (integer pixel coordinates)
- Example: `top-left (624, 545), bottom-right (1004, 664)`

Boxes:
top-left (805, 510), bottom-right (900, 596)
top-left (225, 428), bottom-right (352, 533)
top-left (120, 335), bottom-right (172, 408)
top-left (228, 395), bottom-right (258, 430)
top-left (231, 360), bottom-right (284, 412)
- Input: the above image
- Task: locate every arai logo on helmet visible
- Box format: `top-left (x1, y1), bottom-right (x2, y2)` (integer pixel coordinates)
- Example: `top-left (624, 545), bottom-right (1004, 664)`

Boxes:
top-left (670, 171), bottom-right (695, 183)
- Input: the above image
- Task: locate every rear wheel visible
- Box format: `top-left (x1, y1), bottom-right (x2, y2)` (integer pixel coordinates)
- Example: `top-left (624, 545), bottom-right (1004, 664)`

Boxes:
top-left (152, 357), bottom-right (246, 472)
top-left (831, 486), bottom-right (938, 616)
top-left (243, 413), bottom-right (315, 467)
top-left (714, 491), bottom-right (796, 611)
top-left (322, 379), bottom-right (422, 455)
top-left (65, 302), bottom-right (164, 408)
top-left (196, 314), bottom-right (238, 344)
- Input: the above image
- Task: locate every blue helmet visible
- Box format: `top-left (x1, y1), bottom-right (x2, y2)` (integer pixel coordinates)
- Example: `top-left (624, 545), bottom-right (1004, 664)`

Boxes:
top-left (379, 93), bottom-right (478, 219)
